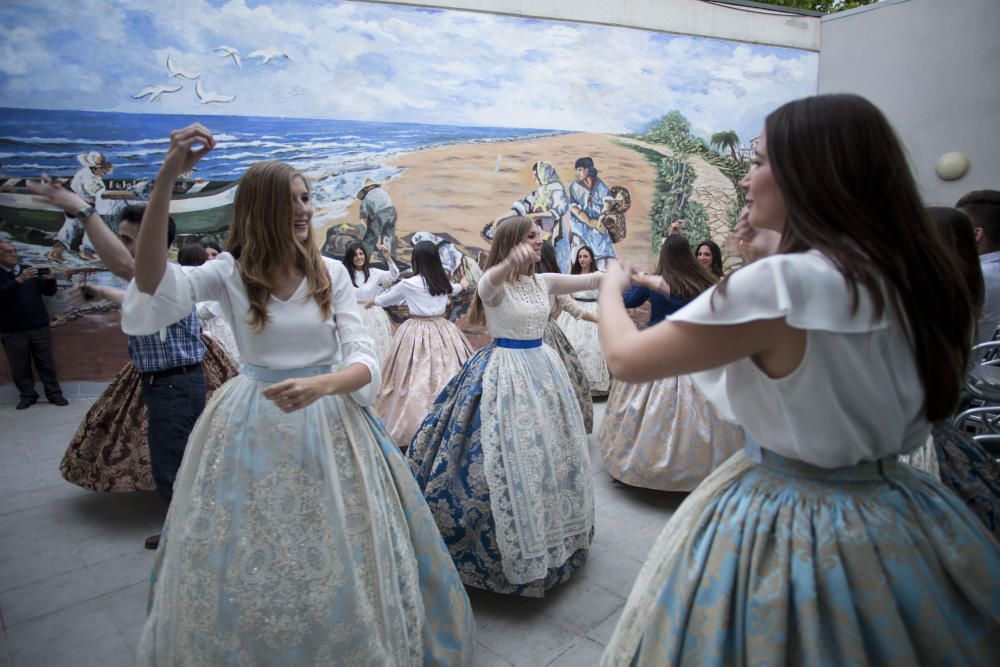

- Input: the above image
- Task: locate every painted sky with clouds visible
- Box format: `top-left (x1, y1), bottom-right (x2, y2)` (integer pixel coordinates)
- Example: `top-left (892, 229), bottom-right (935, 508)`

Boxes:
top-left (0, 0), bottom-right (817, 142)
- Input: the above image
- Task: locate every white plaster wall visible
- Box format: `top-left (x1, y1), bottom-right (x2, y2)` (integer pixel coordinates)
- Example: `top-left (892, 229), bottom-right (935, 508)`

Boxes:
top-left (819, 0), bottom-right (1000, 205)
top-left (356, 0), bottom-right (821, 50)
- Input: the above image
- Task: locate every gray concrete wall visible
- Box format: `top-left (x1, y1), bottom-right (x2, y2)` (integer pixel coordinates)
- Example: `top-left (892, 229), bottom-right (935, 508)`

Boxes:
top-left (356, 0), bottom-right (821, 50)
top-left (818, 0), bottom-right (1000, 205)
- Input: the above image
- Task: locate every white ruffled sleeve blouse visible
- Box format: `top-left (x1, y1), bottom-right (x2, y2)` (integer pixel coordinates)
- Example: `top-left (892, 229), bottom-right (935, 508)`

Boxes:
top-left (670, 250), bottom-right (928, 468)
top-left (120, 252), bottom-right (381, 406)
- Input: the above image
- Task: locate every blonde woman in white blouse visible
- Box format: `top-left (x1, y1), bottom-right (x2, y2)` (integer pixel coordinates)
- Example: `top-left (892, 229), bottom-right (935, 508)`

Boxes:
top-left (342, 240), bottom-right (398, 365)
top-left (36, 125), bottom-right (475, 665)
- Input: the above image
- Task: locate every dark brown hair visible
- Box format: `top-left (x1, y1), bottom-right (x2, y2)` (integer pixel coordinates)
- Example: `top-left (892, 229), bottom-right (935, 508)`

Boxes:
top-left (956, 189), bottom-right (1000, 246)
top-left (658, 235), bottom-right (716, 300)
top-left (411, 241), bottom-right (452, 297)
top-left (342, 242), bottom-right (369, 288)
top-left (695, 240), bottom-right (724, 278)
top-left (571, 245), bottom-right (596, 275)
top-left (928, 206), bottom-right (983, 322)
top-left (741, 94), bottom-right (972, 420)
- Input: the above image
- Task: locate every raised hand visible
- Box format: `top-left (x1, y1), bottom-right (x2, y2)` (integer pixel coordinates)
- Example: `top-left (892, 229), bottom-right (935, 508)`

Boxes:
top-left (604, 260), bottom-right (632, 293)
top-left (162, 124), bottom-right (216, 179)
top-left (733, 205), bottom-right (781, 261)
top-left (28, 175), bottom-right (88, 216)
top-left (506, 242), bottom-right (537, 271)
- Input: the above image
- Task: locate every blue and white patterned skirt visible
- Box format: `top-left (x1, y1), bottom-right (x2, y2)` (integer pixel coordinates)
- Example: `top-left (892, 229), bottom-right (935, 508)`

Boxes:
top-left (137, 364), bottom-right (475, 666)
top-left (407, 343), bottom-right (594, 598)
top-left (602, 445), bottom-right (1000, 666)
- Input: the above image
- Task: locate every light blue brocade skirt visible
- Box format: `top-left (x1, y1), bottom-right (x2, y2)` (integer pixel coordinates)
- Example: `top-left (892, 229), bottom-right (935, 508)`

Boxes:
top-left (137, 363), bottom-right (475, 666)
top-left (602, 443), bottom-right (1000, 666)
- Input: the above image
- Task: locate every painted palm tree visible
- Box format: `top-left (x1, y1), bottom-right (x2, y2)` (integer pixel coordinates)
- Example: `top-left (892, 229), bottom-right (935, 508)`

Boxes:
top-left (710, 130), bottom-right (741, 161)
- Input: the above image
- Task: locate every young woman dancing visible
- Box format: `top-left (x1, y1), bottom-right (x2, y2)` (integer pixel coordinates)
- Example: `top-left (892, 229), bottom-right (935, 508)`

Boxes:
top-left (599, 234), bottom-right (744, 491)
top-left (599, 95), bottom-right (1000, 665)
top-left (370, 240), bottom-right (472, 449)
top-left (343, 240), bottom-right (398, 365)
top-left (102, 125), bottom-right (473, 664)
top-left (407, 216), bottom-right (599, 597)
top-left (556, 245), bottom-right (610, 396)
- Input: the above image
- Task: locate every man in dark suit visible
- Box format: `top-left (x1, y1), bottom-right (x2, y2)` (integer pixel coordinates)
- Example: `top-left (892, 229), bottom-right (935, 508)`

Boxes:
top-left (0, 241), bottom-right (68, 409)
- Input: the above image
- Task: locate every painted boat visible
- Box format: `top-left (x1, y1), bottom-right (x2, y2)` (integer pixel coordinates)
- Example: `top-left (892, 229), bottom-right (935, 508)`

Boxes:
top-left (0, 176), bottom-right (237, 236)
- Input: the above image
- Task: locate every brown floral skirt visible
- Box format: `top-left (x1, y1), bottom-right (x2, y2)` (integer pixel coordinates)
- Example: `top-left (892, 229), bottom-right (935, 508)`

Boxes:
top-left (59, 336), bottom-right (239, 492)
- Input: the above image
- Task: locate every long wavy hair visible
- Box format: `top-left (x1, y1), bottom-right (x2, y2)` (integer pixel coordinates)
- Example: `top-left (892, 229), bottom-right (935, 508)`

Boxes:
top-left (695, 240), bottom-right (724, 278)
top-left (410, 241), bottom-right (452, 297)
top-left (728, 94), bottom-right (971, 420)
top-left (226, 161), bottom-right (331, 331)
top-left (342, 242), bottom-right (369, 288)
top-left (469, 216), bottom-right (535, 326)
top-left (571, 245), bottom-right (596, 275)
top-left (658, 235), bottom-right (716, 301)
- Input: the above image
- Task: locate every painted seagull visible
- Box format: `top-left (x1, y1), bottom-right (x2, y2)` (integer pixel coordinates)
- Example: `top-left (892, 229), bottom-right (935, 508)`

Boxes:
top-left (247, 47), bottom-right (291, 65)
top-left (132, 84), bottom-right (183, 102)
top-left (215, 45), bottom-right (241, 68)
top-left (166, 54), bottom-right (201, 79)
top-left (195, 80), bottom-right (236, 104)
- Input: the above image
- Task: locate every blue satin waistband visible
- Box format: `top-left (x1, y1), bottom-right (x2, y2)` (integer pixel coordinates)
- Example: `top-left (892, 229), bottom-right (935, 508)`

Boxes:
top-left (495, 337), bottom-right (543, 349)
top-left (242, 363), bottom-right (332, 382)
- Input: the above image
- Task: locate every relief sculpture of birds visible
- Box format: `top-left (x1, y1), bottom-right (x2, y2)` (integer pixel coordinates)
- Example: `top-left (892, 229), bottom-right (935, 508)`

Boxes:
top-left (132, 84), bottom-right (183, 102)
top-left (166, 55), bottom-right (201, 80)
top-left (247, 47), bottom-right (291, 65)
top-left (215, 45), bottom-right (242, 68)
top-left (195, 80), bottom-right (236, 104)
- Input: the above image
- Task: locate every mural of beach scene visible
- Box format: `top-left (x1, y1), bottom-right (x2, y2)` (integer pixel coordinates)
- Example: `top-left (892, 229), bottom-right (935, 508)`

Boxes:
top-left (0, 0), bottom-right (817, 382)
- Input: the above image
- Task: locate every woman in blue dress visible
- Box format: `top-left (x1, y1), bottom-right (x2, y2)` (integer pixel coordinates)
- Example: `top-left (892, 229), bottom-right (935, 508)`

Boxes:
top-left (598, 95), bottom-right (1000, 665)
top-left (77, 124), bottom-right (474, 665)
top-left (408, 216), bottom-right (600, 597)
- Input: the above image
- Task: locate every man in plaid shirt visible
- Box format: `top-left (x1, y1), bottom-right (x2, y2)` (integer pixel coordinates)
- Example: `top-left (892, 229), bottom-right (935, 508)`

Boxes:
top-left (32, 186), bottom-right (206, 549)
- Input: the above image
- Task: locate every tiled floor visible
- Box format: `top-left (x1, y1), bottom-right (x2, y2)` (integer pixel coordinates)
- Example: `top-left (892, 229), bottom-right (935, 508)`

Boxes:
top-left (0, 398), bottom-right (685, 666)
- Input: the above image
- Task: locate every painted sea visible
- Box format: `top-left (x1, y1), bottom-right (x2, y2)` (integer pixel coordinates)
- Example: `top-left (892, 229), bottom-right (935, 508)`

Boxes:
top-left (0, 107), bottom-right (559, 220)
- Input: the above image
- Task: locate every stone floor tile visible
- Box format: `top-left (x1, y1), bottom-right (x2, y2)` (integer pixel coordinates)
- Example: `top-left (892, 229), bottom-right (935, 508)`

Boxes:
top-left (585, 606), bottom-right (622, 647)
top-left (11, 631), bottom-right (132, 667)
top-left (0, 567), bottom-right (100, 627)
top-left (4, 596), bottom-right (116, 664)
top-left (467, 587), bottom-right (529, 631)
top-left (477, 604), bottom-right (581, 667)
top-left (59, 492), bottom-right (166, 543)
top-left (87, 550), bottom-right (155, 596)
top-left (120, 620), bottom-right (146, 659)
top-left (577, 549), bottom-right (644, 600)
top-left (76, 523), bottom-right (154, 568)
top-left (547, 637), bottom-right (607, 666)
top-left (0, 479), bottom-right (91, 516)
top-left (0, 623), bottom-right (9, 667)
top-left (0, 504), bottom-right (67, 553)
top-left (472, 641), bottom-right (514, 667)
top-left (0, 532), bottom-right (87, 592)
top-left (524, 579), bottom-right (624, 635)
top-left (98, 581), bottom-right (149, 632)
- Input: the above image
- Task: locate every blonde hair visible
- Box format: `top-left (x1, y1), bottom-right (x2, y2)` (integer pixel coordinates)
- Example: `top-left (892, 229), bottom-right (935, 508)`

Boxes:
top-left (469, 216), bottom-right (536, 326)
top-left (226, 161), bottom-right (331, 330)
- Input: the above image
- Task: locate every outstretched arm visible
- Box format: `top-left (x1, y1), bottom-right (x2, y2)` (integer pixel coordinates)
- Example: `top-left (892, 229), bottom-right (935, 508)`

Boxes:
top-left (134, 124), bottom-right (216, 294)
top-left (477, 241), bottom-right (536, 306)
top-left (597, 261), bottom-right (804, 383)
top-left (540, 271), bottom-right (601, 296)
top-left (27, 179), bottom-right (134, 280)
